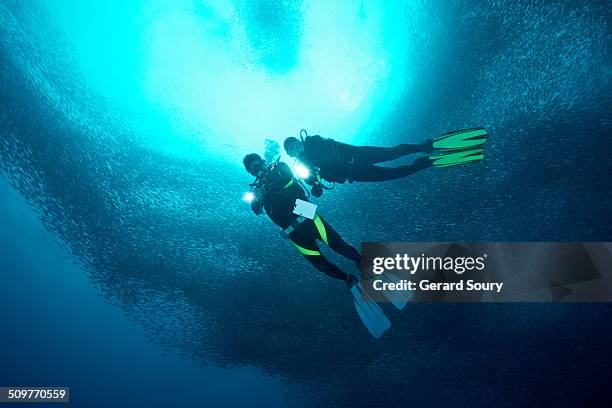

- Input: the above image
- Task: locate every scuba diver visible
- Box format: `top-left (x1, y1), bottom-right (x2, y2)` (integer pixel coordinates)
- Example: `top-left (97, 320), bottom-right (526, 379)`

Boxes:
top-left (243, 153), bottom-right (400, 337)
top-left (284, 128), bottom-right (488, 196)
top-left (243, 153), bottom-right (360, 281)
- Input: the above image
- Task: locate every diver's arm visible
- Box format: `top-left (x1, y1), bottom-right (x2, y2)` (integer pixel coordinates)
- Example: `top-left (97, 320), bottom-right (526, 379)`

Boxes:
top-left (303, 172), bottom-right (324, 197)
top-left (250, 187), bottom-right (265, 215)
top-left (251, 199), bottom-right (263, 215)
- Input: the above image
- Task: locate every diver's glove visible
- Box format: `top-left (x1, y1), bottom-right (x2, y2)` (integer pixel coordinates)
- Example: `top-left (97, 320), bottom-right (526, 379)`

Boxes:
top-left (311, 183), bottom-right (323, 197)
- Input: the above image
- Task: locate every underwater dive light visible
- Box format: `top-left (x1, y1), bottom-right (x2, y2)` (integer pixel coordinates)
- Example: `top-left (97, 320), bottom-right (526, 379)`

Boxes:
top-left (243, 191), bottom-right (255, 203)
top-left (293, 163), bottom-right (310, 180)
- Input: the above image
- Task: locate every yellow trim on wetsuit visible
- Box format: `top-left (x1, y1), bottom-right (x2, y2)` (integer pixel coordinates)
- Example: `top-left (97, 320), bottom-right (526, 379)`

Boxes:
top-left (313, 215), bottom-right (328, 245)
top-left (283, 179), bottom-right (294, 189)
top-left (293, 242), bottom-right (320, 256)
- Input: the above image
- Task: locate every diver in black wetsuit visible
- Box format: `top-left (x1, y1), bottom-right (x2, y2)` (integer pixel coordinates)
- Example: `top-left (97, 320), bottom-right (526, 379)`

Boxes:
top-left (243, 153), bottom-right (359, 283)
top-left (283, 133), bottom-right (434, 185)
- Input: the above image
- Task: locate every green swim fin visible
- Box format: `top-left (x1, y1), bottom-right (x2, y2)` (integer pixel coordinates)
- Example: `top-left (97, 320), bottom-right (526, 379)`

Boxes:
top-left (349, 281), bottom-right (391, 338)
top-left (429, 148), bottom-right (485, 168)
top-left (432, 127), bottom-right (488, 152)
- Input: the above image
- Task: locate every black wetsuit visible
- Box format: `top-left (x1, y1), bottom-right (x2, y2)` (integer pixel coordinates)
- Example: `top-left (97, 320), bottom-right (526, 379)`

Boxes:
top-left (298, 135), bottom-right (432, 183)
top-left (251, 162), bottom-right (360, 281)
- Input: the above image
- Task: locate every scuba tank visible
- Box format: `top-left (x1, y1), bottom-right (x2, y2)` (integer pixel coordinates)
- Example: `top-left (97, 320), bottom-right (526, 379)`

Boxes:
top-left (295, 129), bottom-right (336, 197)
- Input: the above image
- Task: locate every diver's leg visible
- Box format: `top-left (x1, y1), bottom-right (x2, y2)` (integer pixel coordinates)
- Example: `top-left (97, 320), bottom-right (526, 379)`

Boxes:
top-left (351, 158), bottom-right (432, 182)
top-left (302, 252), bottom-right (350, 281)
top-left (350, 141), bottom-right (433, 165)
top-left (290, 225), bottom-right (349, 281)
top-left (350, 145), bottom-right (409, 165)
top-left (314, 216), bottom-right (361, 267)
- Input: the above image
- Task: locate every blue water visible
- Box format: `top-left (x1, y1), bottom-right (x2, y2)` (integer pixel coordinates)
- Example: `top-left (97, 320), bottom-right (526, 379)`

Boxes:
top-left (0, 177), bottom-right (286, 407)
top-left (1, 1), bottom-right (611, 407)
